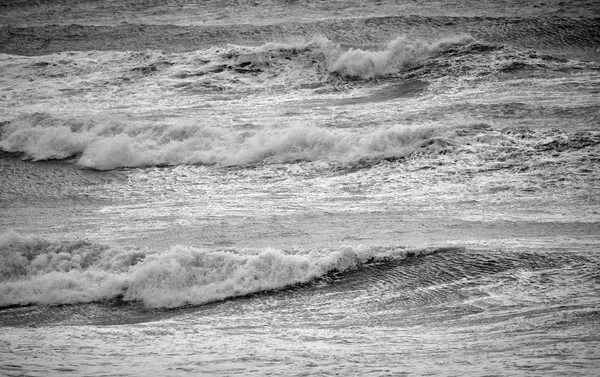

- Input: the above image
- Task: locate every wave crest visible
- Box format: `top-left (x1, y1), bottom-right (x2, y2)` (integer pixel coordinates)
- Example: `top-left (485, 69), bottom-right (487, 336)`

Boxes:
top-left (327, 35), bottom-right (475, 79)
top-left (0, 231), bottom-right (433, 308)
top-left (1, 113), bottom-right (457, 170)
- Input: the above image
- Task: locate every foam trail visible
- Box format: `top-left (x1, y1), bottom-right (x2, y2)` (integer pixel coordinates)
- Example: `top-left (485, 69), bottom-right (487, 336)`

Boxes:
top-left (0, 230), bottom-right (428, 308)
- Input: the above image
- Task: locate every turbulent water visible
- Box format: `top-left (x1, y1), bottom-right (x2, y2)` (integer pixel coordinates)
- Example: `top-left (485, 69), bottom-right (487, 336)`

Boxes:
top-left (1, 1), bottom-right (600, 375)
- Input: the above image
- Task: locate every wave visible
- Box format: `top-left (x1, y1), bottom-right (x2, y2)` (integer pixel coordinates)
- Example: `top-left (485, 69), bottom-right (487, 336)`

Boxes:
top-left (0, 34), bottom-right (478, 91)
top-left (327, 35), bottom-right (475, 79)
top-left (0, 33), bottom-right (589, 101)
top-left (0, 33), bottom-right (584, 96)
top-left (0, 112), bottom-right (464, 170)
top-left (239, 34), bottom-right (476, 81)
top-left (0, 230), bottom-right (444, 308)
top-left (3, 112), bottom-right (600, 171)
top-left (2, 32), bottom-right (589, 103)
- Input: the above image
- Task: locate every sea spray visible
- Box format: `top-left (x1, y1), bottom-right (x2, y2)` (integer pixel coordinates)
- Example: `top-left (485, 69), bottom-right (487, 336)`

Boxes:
top-left (326, 35), bottom-right (475, 78)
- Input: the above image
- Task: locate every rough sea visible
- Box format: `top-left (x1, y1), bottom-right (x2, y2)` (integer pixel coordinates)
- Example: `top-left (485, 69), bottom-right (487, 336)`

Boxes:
top-left (1, 1), bottom-right (599, 375)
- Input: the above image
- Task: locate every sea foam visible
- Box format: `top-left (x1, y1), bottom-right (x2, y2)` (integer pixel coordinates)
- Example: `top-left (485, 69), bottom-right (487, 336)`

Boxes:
top-left (0, 230), bottom-right (430, 308)
top-left (1, 113), bottom-right (456, 170)
top-left (326, 35), bottom-right (475, 79)
top-left (0, 113), bottom-right (458, 170)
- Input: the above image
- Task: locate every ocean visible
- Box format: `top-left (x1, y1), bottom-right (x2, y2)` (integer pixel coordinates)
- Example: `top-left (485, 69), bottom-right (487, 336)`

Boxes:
top-left (1, 0), bottom-right (599, 375)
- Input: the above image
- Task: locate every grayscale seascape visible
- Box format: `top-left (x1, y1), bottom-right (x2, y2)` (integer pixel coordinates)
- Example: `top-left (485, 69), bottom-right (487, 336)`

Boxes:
top-left (1, 1), bottom-right (599, 375)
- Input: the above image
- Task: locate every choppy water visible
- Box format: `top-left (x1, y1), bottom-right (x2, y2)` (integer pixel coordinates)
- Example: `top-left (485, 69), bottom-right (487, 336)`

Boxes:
top-left (1, 1), bottom-right (600, 376)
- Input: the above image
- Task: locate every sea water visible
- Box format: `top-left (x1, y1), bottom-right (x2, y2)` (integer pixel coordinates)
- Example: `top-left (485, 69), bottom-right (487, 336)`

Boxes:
top-left (1, 1), bottom-right (600, 375)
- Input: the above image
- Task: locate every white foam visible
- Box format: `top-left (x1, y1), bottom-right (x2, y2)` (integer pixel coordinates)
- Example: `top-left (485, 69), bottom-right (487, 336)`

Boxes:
top-left (326, 35), bottom-right (476, 79)
top-left (0, 230), bottom-right (416, 308)
top-left (1, 113), bottom-right (455, 169)
top-left (0, 114), bottom-right (98, 160)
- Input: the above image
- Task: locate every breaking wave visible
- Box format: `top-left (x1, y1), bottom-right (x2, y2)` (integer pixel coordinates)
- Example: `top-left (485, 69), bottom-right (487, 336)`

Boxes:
top-left (0, 112), bottom-right (460, 169)
top-left (0, 230), bottom-right (441, 308)
top-left (327, 35), bottom-right (475, 78)
top-left (3, 112), bottom-right (599, 171)
top-left (0, 34), bottom-right (479, 98)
